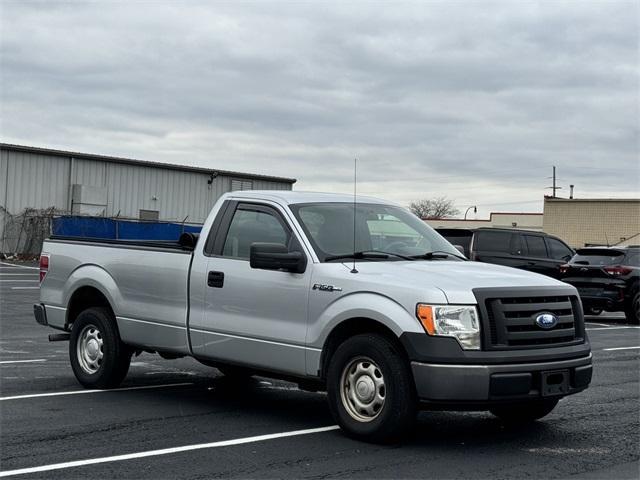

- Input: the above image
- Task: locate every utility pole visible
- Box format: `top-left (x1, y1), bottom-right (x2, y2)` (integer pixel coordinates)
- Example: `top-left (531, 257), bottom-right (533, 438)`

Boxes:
top-left (546, 166), bottom-right (562, 198)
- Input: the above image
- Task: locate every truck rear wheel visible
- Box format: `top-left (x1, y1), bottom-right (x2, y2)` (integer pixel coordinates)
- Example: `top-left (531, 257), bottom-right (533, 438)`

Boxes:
top-left (490, 398), bottom-right (559, 423)
top-left (69, 307), bottom-right (131, 389)
top-left (326, 333), bottom-right (417, 443)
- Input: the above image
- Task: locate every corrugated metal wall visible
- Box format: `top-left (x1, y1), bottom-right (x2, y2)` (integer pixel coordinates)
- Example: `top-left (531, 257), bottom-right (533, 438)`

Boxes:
top-left (0, 147), bottom-right (293, 253)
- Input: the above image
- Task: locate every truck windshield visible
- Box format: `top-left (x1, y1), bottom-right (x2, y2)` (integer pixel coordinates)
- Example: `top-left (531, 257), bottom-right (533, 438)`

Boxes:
top-left (290, 202), bottom-right (460, 262)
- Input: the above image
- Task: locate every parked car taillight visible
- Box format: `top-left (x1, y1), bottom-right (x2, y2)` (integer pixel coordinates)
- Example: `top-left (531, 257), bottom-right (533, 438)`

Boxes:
top-left (39, 254), bottom-right (50, 283)
top-left (603, 265), bottom-right (632, 276)
top-left (559, 264), bottom-right (569, 274)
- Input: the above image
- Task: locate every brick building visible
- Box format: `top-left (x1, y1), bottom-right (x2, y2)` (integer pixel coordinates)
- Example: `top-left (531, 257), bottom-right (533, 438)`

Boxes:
top-left (543, 197), bottom-right (640, 248)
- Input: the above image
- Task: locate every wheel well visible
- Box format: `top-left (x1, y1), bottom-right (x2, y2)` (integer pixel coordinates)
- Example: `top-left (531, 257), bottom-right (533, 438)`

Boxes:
top-left (67, 286), bottom-right (113, 328)
top-left (319, 317), bottom-right (406, 381)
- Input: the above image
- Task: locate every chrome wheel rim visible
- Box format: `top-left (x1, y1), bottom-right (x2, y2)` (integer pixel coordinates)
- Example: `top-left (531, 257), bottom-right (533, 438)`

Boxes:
top-left (76, 324), bottom-right (104, 374)
top-left (340, 356), bottom-right (386, 422)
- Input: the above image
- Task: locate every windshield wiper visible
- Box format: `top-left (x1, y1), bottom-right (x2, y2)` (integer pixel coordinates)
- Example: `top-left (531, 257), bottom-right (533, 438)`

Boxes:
top-left (325, 250), bottom-right (414, 262)
top-left (409, 250), bottom-right (466, 261)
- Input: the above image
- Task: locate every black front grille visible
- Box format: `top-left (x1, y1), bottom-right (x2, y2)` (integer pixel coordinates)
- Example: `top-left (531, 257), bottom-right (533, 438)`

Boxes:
top-left (474, 288), bottom-right (585, 350)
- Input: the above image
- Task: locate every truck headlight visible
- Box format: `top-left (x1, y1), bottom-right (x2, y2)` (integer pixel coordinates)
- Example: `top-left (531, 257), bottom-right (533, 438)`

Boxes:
top-left (416, 304), bottom-right (480, 350)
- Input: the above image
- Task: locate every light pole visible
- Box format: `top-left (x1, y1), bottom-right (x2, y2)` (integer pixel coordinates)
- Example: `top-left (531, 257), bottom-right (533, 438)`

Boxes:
top-left (464, 205), bottom-right (477, 220)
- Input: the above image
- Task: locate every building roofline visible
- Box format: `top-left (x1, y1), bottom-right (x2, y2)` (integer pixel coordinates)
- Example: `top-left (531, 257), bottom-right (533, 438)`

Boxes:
top-left (424, 212), bottom-right (542, 221)
top-left (0, 142), bottom-right (297, 184)
top-left (544, 197), bottom-right (639, 202)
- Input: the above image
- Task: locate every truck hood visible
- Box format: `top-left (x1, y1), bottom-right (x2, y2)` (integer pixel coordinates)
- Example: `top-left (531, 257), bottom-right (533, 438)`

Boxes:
top-left (350, 260), bottom-right (569, 304)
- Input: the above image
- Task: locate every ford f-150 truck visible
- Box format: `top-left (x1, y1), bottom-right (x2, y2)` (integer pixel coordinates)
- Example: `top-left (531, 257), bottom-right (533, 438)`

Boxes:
top-left (35, 191), bottom-right (592, 442)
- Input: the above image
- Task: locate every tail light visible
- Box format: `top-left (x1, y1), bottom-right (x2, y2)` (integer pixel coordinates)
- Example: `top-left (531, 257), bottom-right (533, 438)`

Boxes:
top-left (604, 265), bottom-right (632, 276)
top-left (559, 264), bottom-right (569, 274)
top-left (39, 254), bottom-right (50, 283)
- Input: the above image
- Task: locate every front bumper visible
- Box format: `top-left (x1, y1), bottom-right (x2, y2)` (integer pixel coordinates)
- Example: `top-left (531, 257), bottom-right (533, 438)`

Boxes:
top-left (412, 354), bottom-right (592, 406)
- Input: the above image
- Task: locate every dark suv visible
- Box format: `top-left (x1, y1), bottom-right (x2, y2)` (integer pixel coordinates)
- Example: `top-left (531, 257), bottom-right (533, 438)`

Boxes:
top-left (436, 227), bottom-right (574, 279)
top-left (560, 246), bottom-right (639, 322)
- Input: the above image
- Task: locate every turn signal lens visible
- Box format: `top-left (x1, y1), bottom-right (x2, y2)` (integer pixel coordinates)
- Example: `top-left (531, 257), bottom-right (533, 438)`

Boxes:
top-left (559, 264), bottom-right (569, 274)
top-left (416, 304), bottom-right (435, 335)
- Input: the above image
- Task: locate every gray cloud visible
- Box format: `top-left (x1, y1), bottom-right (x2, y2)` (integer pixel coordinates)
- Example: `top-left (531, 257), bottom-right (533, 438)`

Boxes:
top-left (1, 0), bottom-right (638, 217)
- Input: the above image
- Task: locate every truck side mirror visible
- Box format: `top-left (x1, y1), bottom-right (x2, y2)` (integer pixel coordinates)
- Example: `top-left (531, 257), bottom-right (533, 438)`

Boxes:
top-left (250, 243), bottom-right (307, 274)
top-left (453, 245), bottom-right (466, 255)
top-left (179, 232), bottom-right (199, 251)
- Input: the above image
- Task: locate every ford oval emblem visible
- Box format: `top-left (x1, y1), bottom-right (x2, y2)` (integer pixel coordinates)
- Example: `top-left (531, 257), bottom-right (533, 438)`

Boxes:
top-left (535, 313), bottom-right (558, 329)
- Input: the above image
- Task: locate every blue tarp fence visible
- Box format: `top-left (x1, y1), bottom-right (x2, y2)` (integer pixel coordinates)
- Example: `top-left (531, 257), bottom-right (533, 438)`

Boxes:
top-left (52, 216), bottom-right (202, 241)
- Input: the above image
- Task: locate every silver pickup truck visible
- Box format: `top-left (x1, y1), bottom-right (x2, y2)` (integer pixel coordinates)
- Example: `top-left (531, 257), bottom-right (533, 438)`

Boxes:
top-left (35, 191), bottom-right (592, 442)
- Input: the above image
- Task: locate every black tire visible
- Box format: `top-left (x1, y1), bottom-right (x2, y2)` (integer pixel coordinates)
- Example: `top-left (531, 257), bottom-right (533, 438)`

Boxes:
top-left (490, 398), bottom-right (559, 423)
top-left (624, 291), bottom-right (640, 324)
top-left (326, 333), bottom-right (417, 443)
top-left (69, 307), bottom-right (131, 389)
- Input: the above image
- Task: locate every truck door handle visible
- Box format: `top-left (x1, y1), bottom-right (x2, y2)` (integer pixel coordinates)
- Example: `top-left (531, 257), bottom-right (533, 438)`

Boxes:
top-left (207, 271), bottom-right (224, 288)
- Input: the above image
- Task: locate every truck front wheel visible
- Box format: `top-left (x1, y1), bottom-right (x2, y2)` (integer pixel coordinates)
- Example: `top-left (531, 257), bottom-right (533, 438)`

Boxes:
top-left (490, 398), bottom-right (559, 423)
top-left (326, 333), bottom-right (417, 443)
top-left (69, 307), bottom-right (131, 389)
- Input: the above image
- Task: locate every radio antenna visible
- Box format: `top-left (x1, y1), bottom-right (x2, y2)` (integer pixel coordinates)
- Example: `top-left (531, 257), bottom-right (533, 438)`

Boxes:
top-left (351, 158), bottom-right (358, 274)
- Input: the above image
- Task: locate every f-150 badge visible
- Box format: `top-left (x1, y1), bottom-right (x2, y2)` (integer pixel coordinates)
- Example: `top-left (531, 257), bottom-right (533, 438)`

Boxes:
top-left (312, 284), bottom-right (342, 292)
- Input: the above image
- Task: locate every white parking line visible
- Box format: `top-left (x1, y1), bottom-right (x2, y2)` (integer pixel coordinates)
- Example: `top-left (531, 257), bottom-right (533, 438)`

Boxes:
top-left (0, 273), bottom-right (38, 276)
top-left (10, 287), bottom-right (39, 290)
top-left (0, 359), bottom-right (46, 365)
top-left (0, 425), bottom-right (339, 477)
top-left (0, 262), bottom-right (39, 270)
top-left (0, 382), bottom-right (194, 401)
top-left (603, 346), bottom-right (640, 351)
top-left (586, 326), bottom-right (640, 331)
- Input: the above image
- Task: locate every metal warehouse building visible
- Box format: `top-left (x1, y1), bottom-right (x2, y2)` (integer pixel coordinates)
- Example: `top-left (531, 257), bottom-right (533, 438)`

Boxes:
top-left (0, 143), bottom-right (295, 254)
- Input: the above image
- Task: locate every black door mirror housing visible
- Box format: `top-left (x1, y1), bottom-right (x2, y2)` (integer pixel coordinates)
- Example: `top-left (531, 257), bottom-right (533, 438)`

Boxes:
top-left (250, 243), bottom-right (307, 274)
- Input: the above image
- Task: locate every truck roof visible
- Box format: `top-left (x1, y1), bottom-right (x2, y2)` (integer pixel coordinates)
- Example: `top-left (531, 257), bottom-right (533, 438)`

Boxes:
top-left (225, 190), bottom-right (392, 205)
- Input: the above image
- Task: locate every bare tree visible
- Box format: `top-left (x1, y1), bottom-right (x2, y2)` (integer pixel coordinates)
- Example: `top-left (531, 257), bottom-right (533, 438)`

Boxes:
top-left (408, 197), bottom-right (460, 219)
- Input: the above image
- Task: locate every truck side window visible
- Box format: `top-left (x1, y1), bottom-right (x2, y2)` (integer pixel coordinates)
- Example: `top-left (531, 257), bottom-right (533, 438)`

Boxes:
top-left (524, 235), bottom-right (548, 258)
top-left (222, 207), bottom-right (290, 260)
top-left (546, 238), bottom-right (573, 261)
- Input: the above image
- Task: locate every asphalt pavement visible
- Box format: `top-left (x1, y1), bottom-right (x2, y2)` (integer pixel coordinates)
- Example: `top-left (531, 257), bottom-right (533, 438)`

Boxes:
top-left (1, 260), bottom-right (638, 479)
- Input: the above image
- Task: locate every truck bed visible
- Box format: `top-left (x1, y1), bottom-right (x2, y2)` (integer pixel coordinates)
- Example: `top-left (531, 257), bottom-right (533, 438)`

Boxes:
top-left (41, 237), bottom-right (193, 354)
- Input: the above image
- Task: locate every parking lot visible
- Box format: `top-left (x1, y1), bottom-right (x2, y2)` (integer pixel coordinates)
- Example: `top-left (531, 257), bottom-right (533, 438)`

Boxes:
top-left (1, 260), bottom-right (638, 479)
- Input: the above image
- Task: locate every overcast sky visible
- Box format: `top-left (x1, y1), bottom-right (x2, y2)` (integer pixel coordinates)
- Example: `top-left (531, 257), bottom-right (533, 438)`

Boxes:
top-left (1, 1), bottom-right (638, 218)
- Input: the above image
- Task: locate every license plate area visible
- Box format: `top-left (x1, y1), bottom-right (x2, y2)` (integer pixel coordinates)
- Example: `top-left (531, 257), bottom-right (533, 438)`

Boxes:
top-left (541, 369), bottom-right (570, 397)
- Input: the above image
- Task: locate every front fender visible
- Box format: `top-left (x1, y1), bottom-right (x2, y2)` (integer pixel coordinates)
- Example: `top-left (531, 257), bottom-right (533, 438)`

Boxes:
top-left (308, 291), bottom-right (425, 349)
top-left (305, 292), bottom-right (426, 376)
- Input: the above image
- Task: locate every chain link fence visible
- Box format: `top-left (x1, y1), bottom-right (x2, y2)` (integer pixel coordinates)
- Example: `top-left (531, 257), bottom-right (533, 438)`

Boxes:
top-left (0, 206), bottom-right (63, 259)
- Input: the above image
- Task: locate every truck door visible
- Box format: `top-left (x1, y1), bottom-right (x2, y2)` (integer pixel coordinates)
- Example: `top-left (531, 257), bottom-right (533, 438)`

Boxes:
top-left (189, 201), bottom-right (312, 376)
